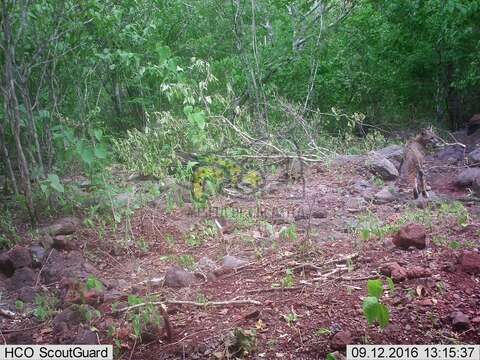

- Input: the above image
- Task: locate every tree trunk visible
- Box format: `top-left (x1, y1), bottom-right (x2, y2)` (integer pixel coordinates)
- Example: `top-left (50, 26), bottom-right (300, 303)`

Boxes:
top-left (0, 120), bottom-right (19, 195)
top-left (2, 0), bottom-right (36, 222)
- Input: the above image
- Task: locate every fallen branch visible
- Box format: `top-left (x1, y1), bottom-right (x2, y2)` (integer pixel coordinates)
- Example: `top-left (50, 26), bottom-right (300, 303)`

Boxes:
top-left (324, 253), bottom-right (358, 265)
top-left (246, 286), bottom-right (308, 294)
top-left (116, 298), bottom-right (262, 313)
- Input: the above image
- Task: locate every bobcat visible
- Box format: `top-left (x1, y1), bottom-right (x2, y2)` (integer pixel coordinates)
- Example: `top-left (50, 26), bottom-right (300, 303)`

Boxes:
top-left (397, 127), bottom-right (440, 199)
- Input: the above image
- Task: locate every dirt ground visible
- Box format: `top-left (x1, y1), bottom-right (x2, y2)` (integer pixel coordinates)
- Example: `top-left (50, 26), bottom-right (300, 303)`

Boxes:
top-left (2, 147), bottom-right (480, 360)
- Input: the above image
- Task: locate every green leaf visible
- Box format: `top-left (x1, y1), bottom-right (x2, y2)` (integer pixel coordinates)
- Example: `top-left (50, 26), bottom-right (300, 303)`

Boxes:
top-left (47, 173), bottom-right (64, 193)
top-left (377, 304), bottom-right (390, 328)
top-left (192, 111), bottom-right (206, 129)
top-left (367, 279), bottom-right (383, 299)
top-left (93, 129), bottom-right (103, 141)
top-left (183, 105), bottom-right (193, 116)
top-left (94, 144), bottom-right (108, 159)
top-left (157, 46), bottom-right (171, 63)
top-left (86, 276), bottom-right (103, 291)
top-left (327, 353), bottom-right (337, 360)
top-left (362, 296), bottom-right (379, 325)
top-left (127, 295), bottom-right (142, 305)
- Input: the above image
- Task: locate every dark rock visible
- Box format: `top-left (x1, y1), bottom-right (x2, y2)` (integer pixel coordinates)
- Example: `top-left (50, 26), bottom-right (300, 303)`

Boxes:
top-left (30, 245), bottom-right (47, 268)
top-left (223, 255), bottom-right (248, 269)
top-left (458, 251), bottom-right (480, 274)
top-left (17, 286), bottom-right (37, 303)
top-left (372, 145), bottom-right (404, 163)
top-left (73, 328), bottom-right (98, 344)
top-left (468, 148), bottom-right (480, 164)
top-left (7, 246), bottom-right (32, 269)
top-left (0, 252), bottom-right (14, 276)
top-left (455, 168), bottom-right (480, 187)
top-left (365, 154), bottom-right (399, 180)
top-left (392, 224), bottom-right (427, 250)
top-left (330, 330), bottom-right (352, 351)
top-left (53, 308), bottom-right (83, 329)
top-left (6, 332), bottom-right (33, 344)
top-left (198, 257), bottom-right (217, 272)
top-left (450, 311), bottom-right (470, 330)
top-left (8, 268), bottom-right (36, 290)
top-left (374, 187), bottom-right (396, 204)
top-left (41, 250), bottom-right (96, 284)
top-left (38, 217), bottom-right (81, 237)
top-left (164, 266), bottom-right (197, 288)
top-left (435, 146), bottom-right (465, 164)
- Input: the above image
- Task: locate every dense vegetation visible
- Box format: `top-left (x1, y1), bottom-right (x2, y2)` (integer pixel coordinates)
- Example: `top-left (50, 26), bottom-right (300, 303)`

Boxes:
top-left (1, 0), bottom-right (479, 221)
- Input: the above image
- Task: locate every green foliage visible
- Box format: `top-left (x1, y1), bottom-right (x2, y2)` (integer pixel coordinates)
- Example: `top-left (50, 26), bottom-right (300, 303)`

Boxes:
top-left (225, 328), bottom-right (257, 358)
top-left (86, 276), bottom-right (104, 292)
top-left (280, 268), bottom-right (295, 289)
top-left (362, 279), bottom-right (390, 329)
top-left (34, 294), bottom-right (59, 321)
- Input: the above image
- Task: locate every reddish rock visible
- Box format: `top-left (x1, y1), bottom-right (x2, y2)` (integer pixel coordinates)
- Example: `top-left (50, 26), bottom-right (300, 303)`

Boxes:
top-left (392, 224), bottom-right (427, 250)
top-left (458, 251), bottom-right (480, 274)
top-left (380, 262), bottom-right (407, 282)
top-left (407, 266), bottom-right (432, 279)
top-left (7, 246), bottom-right (32, 269)
top-left (450, 311), bottom-right (470, 330)
top-left (330, 330), bottom-right (352, 351)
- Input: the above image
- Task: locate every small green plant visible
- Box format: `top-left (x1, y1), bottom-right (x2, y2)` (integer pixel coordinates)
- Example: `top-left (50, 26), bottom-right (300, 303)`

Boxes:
top-left (372, 176), bottom-right (384, 188)
top-left (86, 276), bottom-right (103, 292)
top-left (362, 279), bottom-right (390, 328)
top-left (125, 295), bottom-right (164, 341)
top-left (34, 294), bottom-right (59, 321)
top-left (280, 268), bottom-right (295, 288)
top-left (386, 277), bottom-right (395, 296)
top-left (314, 327), bottom-right (332, 337)
top-left (196, 292), bottom-right (208, 304)
top-left (282, 308), bottom-right (299, 326)
top-left (225, 328), bottom-right (257, 358)
top-left (15, 300), bottom-right (25, 311)
top-left (178, 255), bottom-right (196, 269)
top-left (279, 224), bottom-right (298, 241)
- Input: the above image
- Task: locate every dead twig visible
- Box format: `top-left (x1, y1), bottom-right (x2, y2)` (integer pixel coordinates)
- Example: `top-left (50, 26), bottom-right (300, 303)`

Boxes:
top-left (323, 253), bottom-right (359, 265)
top-left (246, 286), bottom-right (308, 294)
top-left (35, 248), bottom-right (53, 288)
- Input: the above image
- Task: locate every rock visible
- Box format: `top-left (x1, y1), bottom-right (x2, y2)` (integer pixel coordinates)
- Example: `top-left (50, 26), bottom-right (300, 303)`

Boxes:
top-left (73, 329), bottom-right (98, 345)
top-left (458, 251), bottom-right (480, 274)
top-left (6, 332), bottom-right (33, 344)
top-left (53, 308), bottom-right (83, 328)
top-left (223, 256), bottom-right (248, 269)
top-left (330, 330), bottom-right (352, 351)
top-left (450, 311), bottom-right (470, 330)
top-left (39, 217), bottom-right (81, 237)
top-left (294, 207), bottom-right (327, 220)
top-left (372, 145), bottom-right (404, 163)
top-left (0, 252), bottom-right (14, 276)
top-left (344, 197), bottom-right (367, 211)
top-left (30, 245), bottom-right (47, 268)
top-left (333, 155), bottom-right (365, 165)
top-left (164, 266), bottom-right (197, 288)
top-left (198, 257), bottom-right (217, 272)
top-left (435, 146), bottom-right (465, 165)
top-left (365, 154), bottom-right (399, 180)
top-left (17, 286), bottom-right (37, 303)
top-left (392, 224), bottom-right (427, 250)
top-left (8, 268), bottom-right (36, 290)
top-left (380, 262), bottom-right (407, 282)
top-left (406, 266), bottom-right (432, 279)
top-left (472, 177), bottom-right (480, 196)
top-left (374, 187), bottom-right (395, 203)
top-left (454, 168), bottom-right (480, 187)
top-left (53, 235), bottom-right (76, 250)
top-left (41, 250), bottom-right (97, 284)
top-left (6, 246), bottom-right (32, 269)
top-left (40, 234), bottom-right (54, 249)
top-left (468, 148), bottom-right (480, 164)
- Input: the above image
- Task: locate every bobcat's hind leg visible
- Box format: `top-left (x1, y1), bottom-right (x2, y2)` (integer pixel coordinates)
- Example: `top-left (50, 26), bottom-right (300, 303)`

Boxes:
top-left (418, 168), bottom-right (429, 198)
top-left (413, 177), bottom-right (420, 199)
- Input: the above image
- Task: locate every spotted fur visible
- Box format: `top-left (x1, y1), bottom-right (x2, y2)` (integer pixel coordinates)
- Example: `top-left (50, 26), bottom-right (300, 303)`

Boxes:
top-left (397, 128), bottom-right (439, 199)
